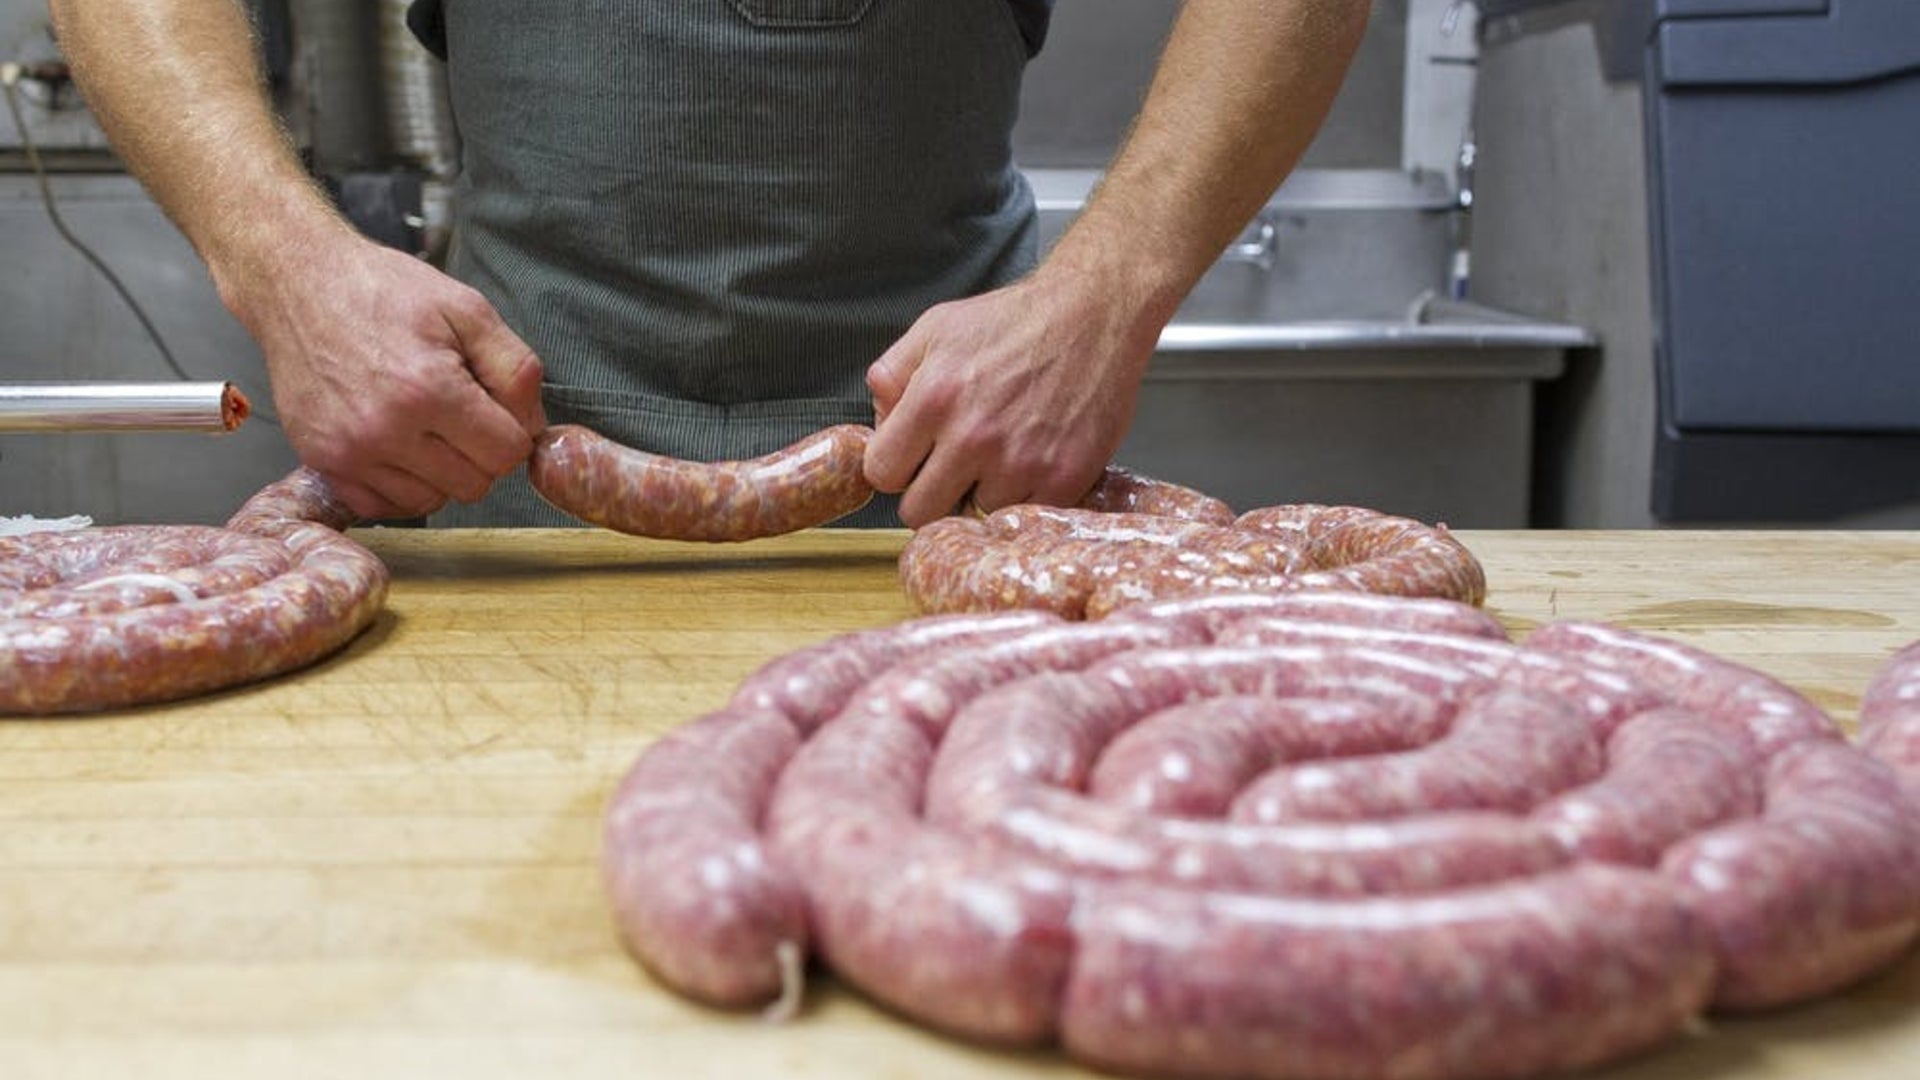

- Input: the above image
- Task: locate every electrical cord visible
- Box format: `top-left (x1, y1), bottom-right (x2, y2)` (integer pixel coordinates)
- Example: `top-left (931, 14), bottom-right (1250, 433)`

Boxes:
top-left (2, 61), bottom-right (279, 426)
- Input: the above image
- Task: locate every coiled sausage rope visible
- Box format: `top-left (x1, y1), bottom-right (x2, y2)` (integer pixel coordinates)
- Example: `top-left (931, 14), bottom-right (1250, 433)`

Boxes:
top-left (1, 469), bottom-right (387, 715)
top-left (603, 594), bottom-right (1919, 1080)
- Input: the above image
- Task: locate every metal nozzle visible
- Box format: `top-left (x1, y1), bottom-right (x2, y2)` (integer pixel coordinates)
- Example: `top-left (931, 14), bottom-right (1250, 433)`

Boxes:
top-left (0, 382), bottom-right (252, 434)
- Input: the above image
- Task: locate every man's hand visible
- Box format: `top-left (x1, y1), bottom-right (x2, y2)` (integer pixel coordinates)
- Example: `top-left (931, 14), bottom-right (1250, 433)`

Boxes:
top-left (50, 0), bottom-right (544, 521)
top-left (865, 0), bottom-right (1367, 529)
top-left (863, 263), bottom-right (1163, 528)
top-left (224, 227), bottom-right (546, 520)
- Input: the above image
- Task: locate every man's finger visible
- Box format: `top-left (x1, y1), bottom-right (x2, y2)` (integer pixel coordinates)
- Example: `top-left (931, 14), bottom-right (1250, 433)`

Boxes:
top-left (444, 288), bottom-right (547, 436)
top-left (402, 432), bottom-right (497, 505)
top-left (896, 440), bottom-right (980, 529)
top-left (324, 466), bottom-right (442, 522)
top-left (324, 475), bottom-right (397, 523)
top-left (864, 394), bottom-right (938, 496)
top-left (866, 322), bottom-right (931, 428)
top-left (439, 373), bottom-right (537, 478)
top-left (363, 464), bottom-right (448, 520)
top-left (967, 470), bottom-right (1038, 518)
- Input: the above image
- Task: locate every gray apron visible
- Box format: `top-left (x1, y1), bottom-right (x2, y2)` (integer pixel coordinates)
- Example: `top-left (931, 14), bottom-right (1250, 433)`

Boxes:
top-left (423, 0), bottom-right (1041, 527)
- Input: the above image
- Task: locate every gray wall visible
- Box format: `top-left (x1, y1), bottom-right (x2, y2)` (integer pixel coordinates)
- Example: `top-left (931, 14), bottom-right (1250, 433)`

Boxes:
top-left (1015, 0), bottom-right (1410, 170)
top-left (1473, 16), bottom-right (1658, 529)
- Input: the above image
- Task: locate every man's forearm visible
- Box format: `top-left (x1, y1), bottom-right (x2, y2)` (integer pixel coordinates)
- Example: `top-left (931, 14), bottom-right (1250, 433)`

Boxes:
top-left (1043, 0), bottom-right (1370, 324)
top-left (49, 0), bottom-right (349, 303)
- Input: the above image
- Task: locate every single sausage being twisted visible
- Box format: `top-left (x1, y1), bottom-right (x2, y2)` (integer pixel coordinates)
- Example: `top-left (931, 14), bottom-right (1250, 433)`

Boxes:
top-left (901, 500), bottom-right (1486, 619)
top-left (0, 469), bottom-right (387, 715)
top-left (527, 424), bottom-right (878, 541)
top-left (527, 424), bottom-right (1239, 542)
top-left (602, 594), bottom-right (1919, 1080)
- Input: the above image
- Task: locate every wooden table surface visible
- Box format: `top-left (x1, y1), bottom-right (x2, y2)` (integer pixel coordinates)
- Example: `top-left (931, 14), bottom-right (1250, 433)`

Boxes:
top-left (3, 529), bottom-right (1917, 1079)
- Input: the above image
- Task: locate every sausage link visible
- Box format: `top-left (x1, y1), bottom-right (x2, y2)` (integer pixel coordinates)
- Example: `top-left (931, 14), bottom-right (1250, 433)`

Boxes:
top-left (1109, 590), bottom-right (1508, 643)
top-left (836, 620), bottom-right (1196, 737)
top-left (1531, 707), bottom-right (1762, 866)
top-left (528, 423), bottom-right (875, 541)
top-left (1526, 621), bottom-right (1841, 757)
top-left (226, 466), bottom-right (359, 536)
top-left (1860, 640), bottom-right (1920, 794)
top-left (1662, 741), bottom-right (1920, 1010)
top-left (1288, 514), bottom-right (1488, 607)
top-left (728, 610), bottom-right (1058, 731)
top-left (901, 507), bottom-right (1306, 620)
top-left (1232, 689), bottom-right (1601, 824)
top-left (1101, 644), bottom-right (1491, 712)
top-left (0, 527), bottom-right (288, 619)
top-left (1063, 866), bottom-right (1716, 1080)
top-left (926, 668), bottom-right (1567, 896)
top-left (1234, 503), bottom-right (1380, 543)
top-left (1088, 696), bottom-right (1433, 817)
top-left (1222, 619), bottom-right (1665, 738)
top-left (602, 707), bottom-right (809, 1010)
top-left (1078, 466), bottom-right (1237, 525)
top-left (898, 513), bottom-right (1091, 617)
top-left (765, 696), bottom-right (1077, 1043)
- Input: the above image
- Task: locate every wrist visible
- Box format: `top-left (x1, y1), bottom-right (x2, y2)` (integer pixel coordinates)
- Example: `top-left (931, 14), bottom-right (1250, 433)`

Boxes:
top-left (1034, 219), bottom-right (1190, 351)
top-left (205, 187), bottom-right (358, 324)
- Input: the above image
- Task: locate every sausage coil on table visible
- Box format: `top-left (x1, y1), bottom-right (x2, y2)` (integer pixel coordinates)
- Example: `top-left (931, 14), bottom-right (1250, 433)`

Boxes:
top-left (603, 593), bottom-right (1920, 1080)
top-left (0, 469), bottom-right (387, 715)
top-left (901, 501), bottom-right (1487, 619)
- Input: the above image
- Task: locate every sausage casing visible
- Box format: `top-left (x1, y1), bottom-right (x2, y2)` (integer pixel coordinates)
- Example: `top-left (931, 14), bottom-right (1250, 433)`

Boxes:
top-left (529, 423), bottom-right (875, 541)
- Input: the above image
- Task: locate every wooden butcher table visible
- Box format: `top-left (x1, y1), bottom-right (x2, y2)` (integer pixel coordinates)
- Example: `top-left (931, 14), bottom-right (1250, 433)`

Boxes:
top-left (1, 528), bottom-right (1916, 1079)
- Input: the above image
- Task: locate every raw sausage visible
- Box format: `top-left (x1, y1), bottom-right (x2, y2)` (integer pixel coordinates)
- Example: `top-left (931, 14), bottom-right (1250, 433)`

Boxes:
top-left (226, 465), bottom-right (358, 535)
top-left (1220, 618), bottom-right (1667, 738)
top-left (602, 706), bottom-right (809, 1011)
top-left (1109, 589), bottom-right (1507, 642)
top-left (1088, 695), bottom-right (1435, 817)
top-left (1231, 688), bottom-right (1603, 823)
top-left (900, 503), bottom-right (1487, 619)
top-left (602, 602), bottom-right (1920, 1080)
top-left (1860, 640), bottom-right (1920, 791)
top-left (611, 610), bottom-right (1071, 1011)
top-left (529, 423), bottom-right (875, 541)
top-left (1077, 465), bottom-right (1236, 525)
top-left (1530, 707), bottom-right (1761, 866)
top-left (1526, 621), bottom-right (1841, 757)
top-left (729, 609), bottom-right (1059, 731)
top-left (1662, 741), bottom-right (1920, 1009)
top-left (1238, 507), bottom-right (1488, 609)
top-left (1063, 866), bottom-right (1715, 1080)
top-left (1, 468), bottom-right (386, 714)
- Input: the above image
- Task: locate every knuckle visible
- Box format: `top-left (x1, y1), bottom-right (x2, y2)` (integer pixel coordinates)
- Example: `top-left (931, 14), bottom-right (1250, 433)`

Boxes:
top-left (1041, 459), bottom-right (1096, 501)
top-left (380, 374), bottom-right (443, 424)
top-left (913, 370), bottom-right (962, 412)
top-left (509, 347), bottom-right (544, 384)
top-left (954, 424), bottom-right (1005, 463)
top-left (301, 439), bottom-right (355, 478)
top-left (447, 286), bottom-right (497, 326)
